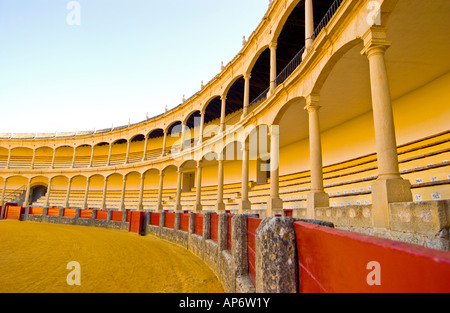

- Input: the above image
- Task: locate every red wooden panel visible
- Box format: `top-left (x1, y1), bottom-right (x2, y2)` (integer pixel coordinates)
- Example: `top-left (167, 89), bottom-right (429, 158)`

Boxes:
top-left (5, 206), bottom-right (21, 220)
top-left (150, 212), bottom-right (160, 226)
top-left (210, 214), bottom-right (219, 242)
top-left (165, 212), bottom-right (175, 229)
top-left (180, 213), bottom-right (189, 232)
top-left (96, 210), bottom-right (108, 221)
top-left (284, 209), bottom-right (293, 217)
top-left (111, 211), bottom-right (123, 222)
top-left (29, 207), bottom-right (43, 216)
top-left (63, 208), bottom-right (76, 218)
top-left (294, 221), bottom-right (450, 293)
top-left (80, 209), bottom-right (93, 219)
top-left (129, 211), bottom-right (144, 234)
top-left (194, 214), bottom-right (203, 236)
top-left (227, 215), bottom-right (233, 251)
top-left (247, 217), bottom-right (262, 286)
top-left (126, 210), bottom-right (131, 222)
top-left (47, 208), bottom-right (60, 217)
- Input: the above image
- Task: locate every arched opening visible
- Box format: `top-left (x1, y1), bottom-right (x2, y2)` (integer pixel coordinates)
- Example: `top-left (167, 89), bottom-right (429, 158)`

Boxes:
top-left (248, 48), bottom-right (271, 111)
top-left (53, 146), bottom-right (74, 169)
top-left (91, 142), bottom-right (109, 167)
top-left (9, 147), bottom-right (33, 169)
top-left (146, 129), bottom-right (165, 160)
top-left (110, 139), bottom-right (128, 166)
top-left (73, 145), bottom-right (92, 168)
top-left (203, 96), bottom-right (222, 141)
top-left (128, 134), bottom-right (146, 163)
top-left (224, 77), bottom-right (245, 128)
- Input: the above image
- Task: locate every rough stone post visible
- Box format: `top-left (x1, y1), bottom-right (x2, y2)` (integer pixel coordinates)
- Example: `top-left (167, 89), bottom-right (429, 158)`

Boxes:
top-left (203, 212), bottom-right (212, 240)
top-left (142, 212), bottom-right (151, 235)
top-left (218, 213), bottom-right (228, 251)
top-left (174, 212), bottom-right (181, 230)
top-left (159, 211), bottom-right (166, 229)
top-left (91, 209), bottom-right (97, 220)
top-left (188, 212), bottom-right (196, 234)
top-left (59, 208), bottom-right (65, 218)
top-left (255, 217), bottom-right (298, 293)
top-left (106, 210), bottom-right (112, 223)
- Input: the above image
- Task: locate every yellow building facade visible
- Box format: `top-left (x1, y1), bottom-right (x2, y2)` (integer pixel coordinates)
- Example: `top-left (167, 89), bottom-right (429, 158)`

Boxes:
top-left (1, 0), bottom-right (449, 247)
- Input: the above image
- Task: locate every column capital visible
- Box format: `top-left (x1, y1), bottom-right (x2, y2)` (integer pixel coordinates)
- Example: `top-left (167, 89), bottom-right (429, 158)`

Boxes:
top-left (360, 26), bottom-right (392, 57)
top-left (221, 94), bottom-right (227, 101)
top-left (197, 160), bottom-right (204, 169)
top-left (177, 168), bottom-right (184, 174)
top-left (244, 72), bottom-right (251, 80)
top-left (269, 41), bottom-right (277, 50)
top-left (304, 94), bottom-right (321, 113)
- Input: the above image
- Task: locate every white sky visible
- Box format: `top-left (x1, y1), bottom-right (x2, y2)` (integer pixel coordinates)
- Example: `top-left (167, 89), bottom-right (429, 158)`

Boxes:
top-left (0, 0), bottom-right (269, 133)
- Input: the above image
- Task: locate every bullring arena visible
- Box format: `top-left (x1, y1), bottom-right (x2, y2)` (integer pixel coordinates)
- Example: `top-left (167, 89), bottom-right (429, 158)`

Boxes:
top-left (1, 0), bottom-right (450, 294)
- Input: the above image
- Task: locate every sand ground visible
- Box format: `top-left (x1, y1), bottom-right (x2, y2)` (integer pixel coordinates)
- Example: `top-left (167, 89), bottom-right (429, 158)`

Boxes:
top-left (0, 221), bottom-right (224, 293)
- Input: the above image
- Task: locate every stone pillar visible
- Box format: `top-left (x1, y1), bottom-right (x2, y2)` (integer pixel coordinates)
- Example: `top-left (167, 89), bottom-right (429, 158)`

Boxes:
top-left (180, 122), bottom-right (187, 152)
top-left (220, 95), bottom-right (227, 133)
top-left (82, 176), bottom-right (91, 210)
top-left (175, 168), bottom-right (183, 212)
top-left (361, 27), bottom-right (412, 228)
top-left (305, 94), bottom-right (329, 219)
top-left (101, 176), bottom-right (109, 210)
top-left (64, 177), bottom-right (73, 208)
top-left (142, 135), bottom-right (149, 161)
top-left (106, 143), bottom-right (113, 166)
top-left (195, 162), bottom-right (203, 212)
top-left (22, 177), bottom-right (32, 207)
top-left (30, 148), bottom-right (36, 169)
top-left (89, 145), bottom-right (95, 168)
top-left (304, 0), bottom-right (315, 55)
top-left (161, 130), bottom-right (168, 157)
top-left (72, 146), bottom-right (77, 168)
top-left (197, 111), bottom-right (205, 146)
top-left (50, 148), bottom-right (56, 169)
top-left (157, 171), bottom-right (165, 211)
top-left (0, 177), bottom-right (8, 219)
top-left (119, 176), bottom-right (127, 211)
top-left (255, 217), bottom-right (298, 293)
top-left (44, 177), bottom-right (54, 208)
top-left (239, 142), bottom-right (251, 213)
top-left (215, 159), bottom-right (225, 212)
top-left (6, 149), bottom-right (11, 169)
top-left (125, 140), bottom-right (131, 164)
top-left (267, 125), bottom-right (282, 217)
top-left (242, 73), bottom-right (251, 119)
top-left (137, 172), bottom-right (146, 211)
top-left (269, 42), bottom-right (277, 95)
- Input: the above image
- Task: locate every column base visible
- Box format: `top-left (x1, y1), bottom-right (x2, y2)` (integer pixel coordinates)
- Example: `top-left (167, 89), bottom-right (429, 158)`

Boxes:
top-left (306, 191), bottom-right (330, 219)
top-left (174, 204), bottom-right (183, 212)
top-left (156, 204), bottom-right (164, 212)
top-left (371, 177), bottom-right (412, 228)
top-left (194, 204), bottom-right (203, 213)
top-left (267, 197), bottom-right (283, 217)
top-left (215, 202), bottom-right (226, 213)
top-left (238, 199), bottom-right (252, 214)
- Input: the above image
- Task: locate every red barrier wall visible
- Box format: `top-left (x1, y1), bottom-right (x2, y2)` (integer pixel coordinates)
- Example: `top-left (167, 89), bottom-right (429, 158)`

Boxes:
top-left (129, 212), bottom-right (144, 234)
top-left (165, 212), bottom-right (175, 229)
top-left (96, 210), bottom-right (108, 221)
top-left (210, 214), bottom-right (218, 242)
top-left (63, 208), bottom-right (76, 218)
top-left (111, 211), bottom-right (123, 222)
top-left (47, 208), bottom-right (60, 217)
top-left (180, 213), bottom-right (189, 232)
top-left (247, 217), bottom-right (262, 286)
top-left (294, 221), bottom-right (450, 293)
top-left (194, 214), bottom-right (203, 236)
top-left (80, 209), bottom-right (92, 219)
top-left (150, 212), bottom-right (160, 226)
top-left (5, 206), bottom-right (22, 220)
top-left (29, 207), bottom-right (43, 216)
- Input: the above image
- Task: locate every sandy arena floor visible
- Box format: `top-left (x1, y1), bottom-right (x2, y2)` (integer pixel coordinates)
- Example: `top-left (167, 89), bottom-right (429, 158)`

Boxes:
top-left (0, 221), bottom-right (224, 293)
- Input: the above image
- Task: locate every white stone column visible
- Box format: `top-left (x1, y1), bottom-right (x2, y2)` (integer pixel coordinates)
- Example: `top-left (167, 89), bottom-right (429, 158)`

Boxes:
top-left (50, 148), bottom-right (57, 169)
top-left (242, 73), bottom-right (251, 119)
top-left (64, 177), bottom-right (73, 208)
top-left (142, 135), bottom-right (149, 162)
top-left (267, 125), bottom-right (282, 216)
top-left (161, 131), bottom-right (168, 157)
top-left (22, 177), bottom-right (32, 207)
top-left (269, 42), bottom-right (277, 95)
top-left (175, 168), bottom-right (183, 211)
top-left (304, 0), bottom-right (315, 55)
top-left (195, 161), bottom-right (203, 213)
top-left (215, 159), bottom-right (225, 212)
top-left (361, 27), bottom-right (412, 228)
top-left (106, 143), bottom-right (113, 166)
top-left (6, 149), bottom-right (11, 169)
top-left (197, 111), bottom-right (205, 146)
top-left (119, 176), bottom-right (127, 211)
top-left (30, 149), bottom-right (36, 169)
top-left (305, 94), bottom-right (329, 219)
top-left (82, 176), bottom-right (91, 210)
top-left (180, 122), bottom-right (187, 152)
top-left (44, 177), bottom-right (54, 208)
top-left (137, 172), bottom-right (146, 211)
top-left (239, 142), bottom-right (251, 213)
top-left (89, 145), bottom-right (95, 168)
top-left (100, 176), bottom-right (109, 210)
top-left (125, 140), bottom-right (131, 164)
top-left (157, 171), bottom-right (165, 211)
top-left (220, 95), bottom-right (227, 133)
